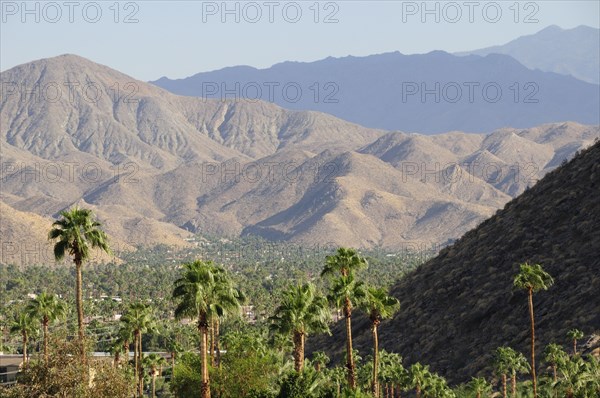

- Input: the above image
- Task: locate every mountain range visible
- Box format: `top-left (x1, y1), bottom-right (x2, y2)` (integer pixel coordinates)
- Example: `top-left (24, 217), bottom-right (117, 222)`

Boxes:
top-left (0, 55), bottom-right (599, 265)
top-left (152, 26), bottom-right (600, 133)
top-left (456, 25), bottom-right (600, 84)
top-left (308, 141), bottom-right (600, 383)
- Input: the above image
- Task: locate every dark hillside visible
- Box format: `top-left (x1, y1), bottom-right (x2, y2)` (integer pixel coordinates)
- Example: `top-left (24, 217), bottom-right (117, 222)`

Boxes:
top-left (308, 141), bottom-right (600, 383)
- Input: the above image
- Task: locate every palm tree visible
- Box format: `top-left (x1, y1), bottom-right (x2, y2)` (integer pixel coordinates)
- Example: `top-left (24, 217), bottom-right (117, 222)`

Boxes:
top-left (117, 320), bottom-right (134, 368)
top-left (504, 347), bottom-right (530, 397)
top-left (321, 247), bottom-right (368, 279)
top-left (9, 313), bottom-right (38, 366)
top-left (493, 347), bottom-right (514, 398)
top-left (424, 373), bottom-right (453, 398)
top-left (48, 206), bottom-right (111, 362)
top-left (327, 273), bottom-right (366, 389)
top-left (270, 282), bottom-right (330, 372)
top-left (378, 351), bottom-right (406, 398)
top-left (172, 260), bottom-right (242, 398)
top-left (143, 353), bottom-right (167, 398)
top-left (408, 363), bottom-right (431, 398)
top-left (513, 262), bottom-right (554, 398)
top-left (359, 286), bottom-right (400, 397)
top-left (467, 377), bottom-right (491, 398)
top-left (121, 302), bottom-right (156, 397)
top-left (566, 329), bottom-right (584, 356)
top-left (312, 351), bottom-right (330, 372)
top-left (210, 287), bottom-right (244, 368)
top-left (553, 356), bottom-right (593, 398)
top-left (25, 292), bottom-right (67, 365)
top-left (544, 343), bottom-right (567, 382)
top-left (165, 337), bottom-right (182, 375)
top-left (321, 247), bottom-right (368, 390)
top-left (109, 339), bottom-right (125, 368)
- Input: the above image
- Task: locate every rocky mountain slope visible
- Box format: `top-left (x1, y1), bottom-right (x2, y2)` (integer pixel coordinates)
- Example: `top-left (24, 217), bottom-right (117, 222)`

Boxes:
top-left (1, 55), bottom-right (599, 265)
top-left (308, 141), bottom-right (600, 383)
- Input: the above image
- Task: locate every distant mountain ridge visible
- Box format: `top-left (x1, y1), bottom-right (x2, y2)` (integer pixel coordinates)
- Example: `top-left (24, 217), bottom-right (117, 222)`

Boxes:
top-left (152, 27), bottom-right (600, 133)
top-left (1, 55), bottom-right (599, 265)
top-left (456, 25), bottom-right (600, 84)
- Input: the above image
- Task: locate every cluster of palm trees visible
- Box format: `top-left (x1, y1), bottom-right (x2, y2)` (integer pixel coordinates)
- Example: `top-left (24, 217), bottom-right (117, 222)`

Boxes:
top-left (4, 205), bottom-right (598, 398)
top-left (9, 292), bottom-right (67, 367)
top-left (269, 247), bottom-right (400, 396)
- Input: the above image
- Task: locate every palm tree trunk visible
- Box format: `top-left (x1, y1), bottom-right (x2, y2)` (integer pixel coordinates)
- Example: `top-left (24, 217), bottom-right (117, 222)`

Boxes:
top-left (138, 335), bottom-right (144, 397)
top-left (43, 316), bottom-right (49, 365)
top-left (344, 297), bottom-right (356, 389)
top-left (134, 332), bottom-right (139, 395)
top-left (511, 372), bottom-right (516, 398)
top-left (215, 318), bottom-right (221, 368)
top-left (552, 364), bottom-right (557, 382)
top-left (390, 383), bottom-right (394, 398)
top-left (416, 385), bottom-right (421, 398)
top-left (209, 320), bottom-right (215, 367)
top-left (372, 321), bottom-right (380, 397)
top-left (75, 259), bottom-right (86, 363)
top-left (152, 372), bottom-right (156, 398)
top-left (114, 351), bottom-right (120, 368)
top-left (124, 340), bottom-right (129, 366)
top-left (528, 287), bottom-right (537, 398)
top-left (171, 352), bottom-right (175, 375)
top-left (22, 331), bottom-right (27, 366)
top-left (573, 339), bottom-right (577, 355)
top-left (199, 315), bottom-right (210, 398)
top-left (292, 331), bottom-right (305, 372)
top-left (502, 373), bottom-right (507, 398)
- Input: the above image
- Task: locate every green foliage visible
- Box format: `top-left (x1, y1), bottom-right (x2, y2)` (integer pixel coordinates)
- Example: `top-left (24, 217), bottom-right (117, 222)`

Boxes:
top-left (0, 336), bottom-right (134, 398)
top-left (48, 206), bottom-right (112, 262)
top-left (170, 352), bottom-right (202, 398)
top-left (275, 368), bottom-right (326, 398)
top-left (513, 262), bottom-right (554, 292)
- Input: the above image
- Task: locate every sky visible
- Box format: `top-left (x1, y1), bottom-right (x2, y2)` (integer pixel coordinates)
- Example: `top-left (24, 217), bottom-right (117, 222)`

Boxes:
top-left (1, 1), bottom-right (599, 81)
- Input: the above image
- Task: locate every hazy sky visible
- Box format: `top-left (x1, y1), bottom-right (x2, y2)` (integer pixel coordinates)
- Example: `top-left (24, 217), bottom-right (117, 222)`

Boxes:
top-left (1, 1), bottom-right (599, 81)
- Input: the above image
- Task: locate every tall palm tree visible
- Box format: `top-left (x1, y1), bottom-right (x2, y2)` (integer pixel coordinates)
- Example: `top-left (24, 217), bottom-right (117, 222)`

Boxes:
top-left (328, 273), bottom-right (366, 389)
top-left (513, 262), bottom-right (554, 398)
top-left (544, 343), bottom-right (567, 382)
top-left (172, 260), bottom-right (242, 398)
top-left (269, 282), bottom-right (330, 372)
top-left (321, 247), bottom-right (367, 390)
top-left (121, 302), bottom-right (156, 397)
top-left (25, 292), bottom-right (67, 365)
top-left (360, 286), bottom-right (400, 397)
top-left (143, 353), bottom-right (167, 398)
top-left (408, 363), bottom-right (431, 398)
top-left (48, 206), bottom-right (111, 362)
top-left (566, 329), bottom-right (584, 356)
top-left (9, 313), bottom-right (38, 366)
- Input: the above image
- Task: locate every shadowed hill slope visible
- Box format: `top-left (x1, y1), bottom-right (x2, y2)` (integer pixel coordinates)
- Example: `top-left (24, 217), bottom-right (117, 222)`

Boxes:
top-left (308, 141), bottom-right (600, 383)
